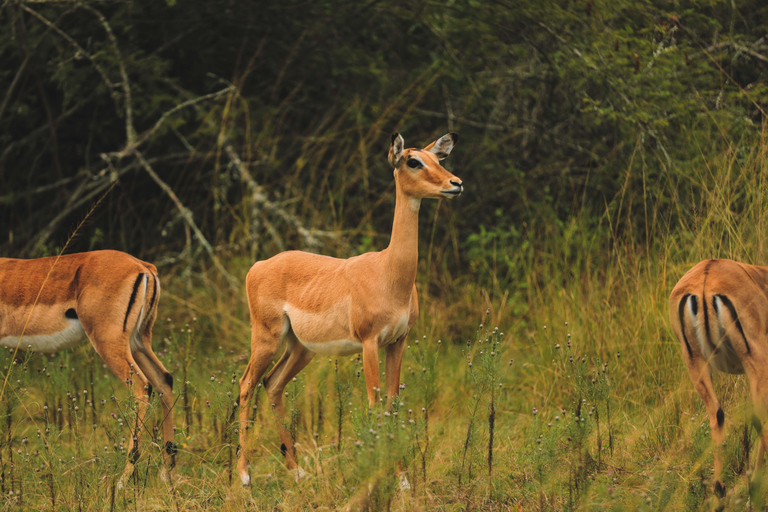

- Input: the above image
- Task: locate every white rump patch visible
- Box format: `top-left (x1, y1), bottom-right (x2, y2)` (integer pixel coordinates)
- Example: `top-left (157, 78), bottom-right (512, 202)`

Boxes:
top-left (687, 296), bottom-right (706, 354)
top-left (0, 319), bottom-right (87, 353)
top-left (129, 274), bottom-right (149, 352)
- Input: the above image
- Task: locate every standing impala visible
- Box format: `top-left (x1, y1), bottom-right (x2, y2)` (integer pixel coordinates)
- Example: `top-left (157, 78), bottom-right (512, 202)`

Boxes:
top-left (0, 250), bottom-right (176, 486)
top-left (234, 132), bottom-right (462, 485)
top-left (670, 258), bottom-right (768, 498)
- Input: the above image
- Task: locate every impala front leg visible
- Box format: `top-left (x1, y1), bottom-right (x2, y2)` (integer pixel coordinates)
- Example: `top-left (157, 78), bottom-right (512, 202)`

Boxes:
top-left (385, 335), bottom-right (406, 408)
top-left (362, 340), bottom-right (381, 409)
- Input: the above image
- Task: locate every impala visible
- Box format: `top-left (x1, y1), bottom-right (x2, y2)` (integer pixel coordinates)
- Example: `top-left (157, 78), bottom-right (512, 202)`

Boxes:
top-left (670, 258), bottom-right (768, 498)
top-left (0, 250), bottom-right (176, 486)
top-left (233, 132), bottom-right (462, 485)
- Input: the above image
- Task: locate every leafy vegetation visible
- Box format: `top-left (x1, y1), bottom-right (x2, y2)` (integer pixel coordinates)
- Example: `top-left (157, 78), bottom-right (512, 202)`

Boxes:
top-left (3, 0), bottom-right (768, 510)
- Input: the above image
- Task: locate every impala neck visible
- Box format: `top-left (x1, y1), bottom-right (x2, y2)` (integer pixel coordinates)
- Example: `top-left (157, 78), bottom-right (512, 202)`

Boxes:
top-left (383, 185), bottom-right (421, 297)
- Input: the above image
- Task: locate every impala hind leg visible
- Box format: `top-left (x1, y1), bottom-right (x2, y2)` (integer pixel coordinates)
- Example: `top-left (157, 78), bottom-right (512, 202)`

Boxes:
top-left (744, 362), bottom-right (768, 486)
top-left (385, 335), bottom-right (411, 490)
top-left (132, 347), bottom-right (176, 482)
top-left (263, 335), bottom-right (315, 479)
top-left (236, 323), bottom-right (281, 486)
top-left (91, 341), bottom-right (152, 488)
top-left (385, 335), bottom-right (406, 408)
top-left (684, 354), bottom-right (727, 497)
top-left (362, 339), bottom-right (381, 409)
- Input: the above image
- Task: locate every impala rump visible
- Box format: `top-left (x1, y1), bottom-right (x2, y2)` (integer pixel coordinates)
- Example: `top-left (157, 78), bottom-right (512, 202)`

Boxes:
top-left (679, 292), bottom-right (745, 374)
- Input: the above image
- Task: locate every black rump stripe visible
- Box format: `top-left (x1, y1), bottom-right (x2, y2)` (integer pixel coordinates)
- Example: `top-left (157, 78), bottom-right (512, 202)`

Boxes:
top-left (678, 294), bottom-right (693, 358)
top-left (714, 294), bottom-right (751, 354)
top-left (123, 274), bottom-right (145, 332)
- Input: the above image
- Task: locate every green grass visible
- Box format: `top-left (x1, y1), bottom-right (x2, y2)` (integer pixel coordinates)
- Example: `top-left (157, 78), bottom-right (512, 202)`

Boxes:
top-left (5, 134), bottom-right (768, 510)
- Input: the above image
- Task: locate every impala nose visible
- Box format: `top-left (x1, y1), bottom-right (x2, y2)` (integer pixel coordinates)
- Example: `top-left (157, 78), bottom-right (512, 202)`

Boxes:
top-left (442, 179), bottom-right (463, 198)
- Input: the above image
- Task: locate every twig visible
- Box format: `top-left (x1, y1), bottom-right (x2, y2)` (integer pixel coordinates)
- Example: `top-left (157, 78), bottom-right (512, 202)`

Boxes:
top-left (1, 95), bottom-right (94, 165)
top-left (22, 169), bottom-right (126, 254)
top-left (413, 107), bottom-right (506, 131)
top-left (130, 87), bottom-right (234, 153)
top-left (0, 55), bottom-right (29, 124)
top-left (0, 176), bottom-right (79, 205)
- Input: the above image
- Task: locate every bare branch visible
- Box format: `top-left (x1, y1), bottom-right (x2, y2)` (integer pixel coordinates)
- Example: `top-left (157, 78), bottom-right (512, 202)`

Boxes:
top-left (79, 4), bottom-right (135, 144)
top-left (133, 151), bottom-right (239, 288)
top-left (0, 54), bottom-right (29, 124)
top-left (224, 143), bottom-right (334, 251)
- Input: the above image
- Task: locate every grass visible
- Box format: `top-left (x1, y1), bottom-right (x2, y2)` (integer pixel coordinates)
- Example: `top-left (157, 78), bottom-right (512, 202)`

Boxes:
top-left (5, 132), bottom-right (768, 510)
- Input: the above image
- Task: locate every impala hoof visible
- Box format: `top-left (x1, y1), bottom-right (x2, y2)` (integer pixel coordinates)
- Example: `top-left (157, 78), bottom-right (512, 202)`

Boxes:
top-left (294, 466), bottom-right (308, 482)
top-left (160, 467), bottom-right (173, 485)
top-left (240, 472), bottom-right (251, 486)
top-left (398, 473), bottom-right (411, 491)
top-left (116, 462), bottom-right (135, 490)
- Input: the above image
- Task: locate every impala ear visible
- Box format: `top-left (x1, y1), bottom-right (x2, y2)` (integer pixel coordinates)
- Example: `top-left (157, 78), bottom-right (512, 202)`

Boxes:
top-left (424, 133), bottom-right (458, 160)
top-left (388, 133), bottom-right (405, 167)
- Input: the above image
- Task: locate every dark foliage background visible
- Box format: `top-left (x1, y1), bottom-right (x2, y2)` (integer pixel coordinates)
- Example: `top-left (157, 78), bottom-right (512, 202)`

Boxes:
top-left (2, 0), bottom-right (768, 272)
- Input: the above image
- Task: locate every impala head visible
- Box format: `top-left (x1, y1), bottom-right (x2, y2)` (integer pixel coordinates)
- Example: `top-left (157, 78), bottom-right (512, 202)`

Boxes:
top-left (388, 133), bottom-right (462, 200)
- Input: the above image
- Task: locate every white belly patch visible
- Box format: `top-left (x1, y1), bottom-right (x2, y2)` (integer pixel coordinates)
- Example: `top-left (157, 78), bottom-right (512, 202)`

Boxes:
top-left (297, 338), bottom-right (361, 356)
top-left (0, 320), bottom-right (88, 353)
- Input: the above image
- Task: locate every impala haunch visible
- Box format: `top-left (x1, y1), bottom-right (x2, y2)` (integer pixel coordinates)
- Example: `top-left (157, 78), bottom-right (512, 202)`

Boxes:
top-left (670, 258), bottom-right (768, 499)
top-left (233, 132), bottom-right (462, 485)
top-left (0, 250), bottom-right (176, 486)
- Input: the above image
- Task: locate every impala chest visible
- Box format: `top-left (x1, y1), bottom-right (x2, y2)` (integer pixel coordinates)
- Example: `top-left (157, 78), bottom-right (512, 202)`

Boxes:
top-left (377, 312), bottom-right (410, 347)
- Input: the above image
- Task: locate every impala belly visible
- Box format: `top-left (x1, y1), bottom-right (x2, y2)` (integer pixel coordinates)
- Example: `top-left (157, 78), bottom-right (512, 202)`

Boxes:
top-left (297, 338), bottom-right (362, 356)
top-left (0, 319), bottom-right (87, 353)
top-left (285, 302), bottom-right (361, 356)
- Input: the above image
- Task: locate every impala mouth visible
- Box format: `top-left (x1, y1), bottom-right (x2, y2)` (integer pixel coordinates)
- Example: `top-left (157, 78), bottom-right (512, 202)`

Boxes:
top-left (441, 186), bottom-right (463, 198)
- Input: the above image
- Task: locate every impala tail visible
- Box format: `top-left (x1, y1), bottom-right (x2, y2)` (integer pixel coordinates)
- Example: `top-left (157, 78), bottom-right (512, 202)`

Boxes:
top-left (677, 291), bottom-right (746, 374)
top-left (121, 270), bottom-right (160, 336)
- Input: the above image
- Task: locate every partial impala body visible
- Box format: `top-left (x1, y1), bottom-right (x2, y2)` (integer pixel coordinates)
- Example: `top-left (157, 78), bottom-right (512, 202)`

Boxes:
top-left (234, 132), bottom-right (462, 485)
top-left (0, 250), bottom-right (175, 486)
top-left (669, 258), bottom-right (768, 498)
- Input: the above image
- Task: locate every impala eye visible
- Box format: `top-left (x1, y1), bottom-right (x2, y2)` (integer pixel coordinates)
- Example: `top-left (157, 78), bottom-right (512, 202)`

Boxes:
top-left (406, 158), bottom-right (422, 169)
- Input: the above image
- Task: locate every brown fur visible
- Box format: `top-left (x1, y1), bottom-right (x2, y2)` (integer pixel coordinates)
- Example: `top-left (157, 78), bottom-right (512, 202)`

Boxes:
top-left (670, 258), bottom-right (768, 496)
top-left (235, 133), bottom-right (462, 484)
top-left (0, 250), bottom-right (175, 485)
